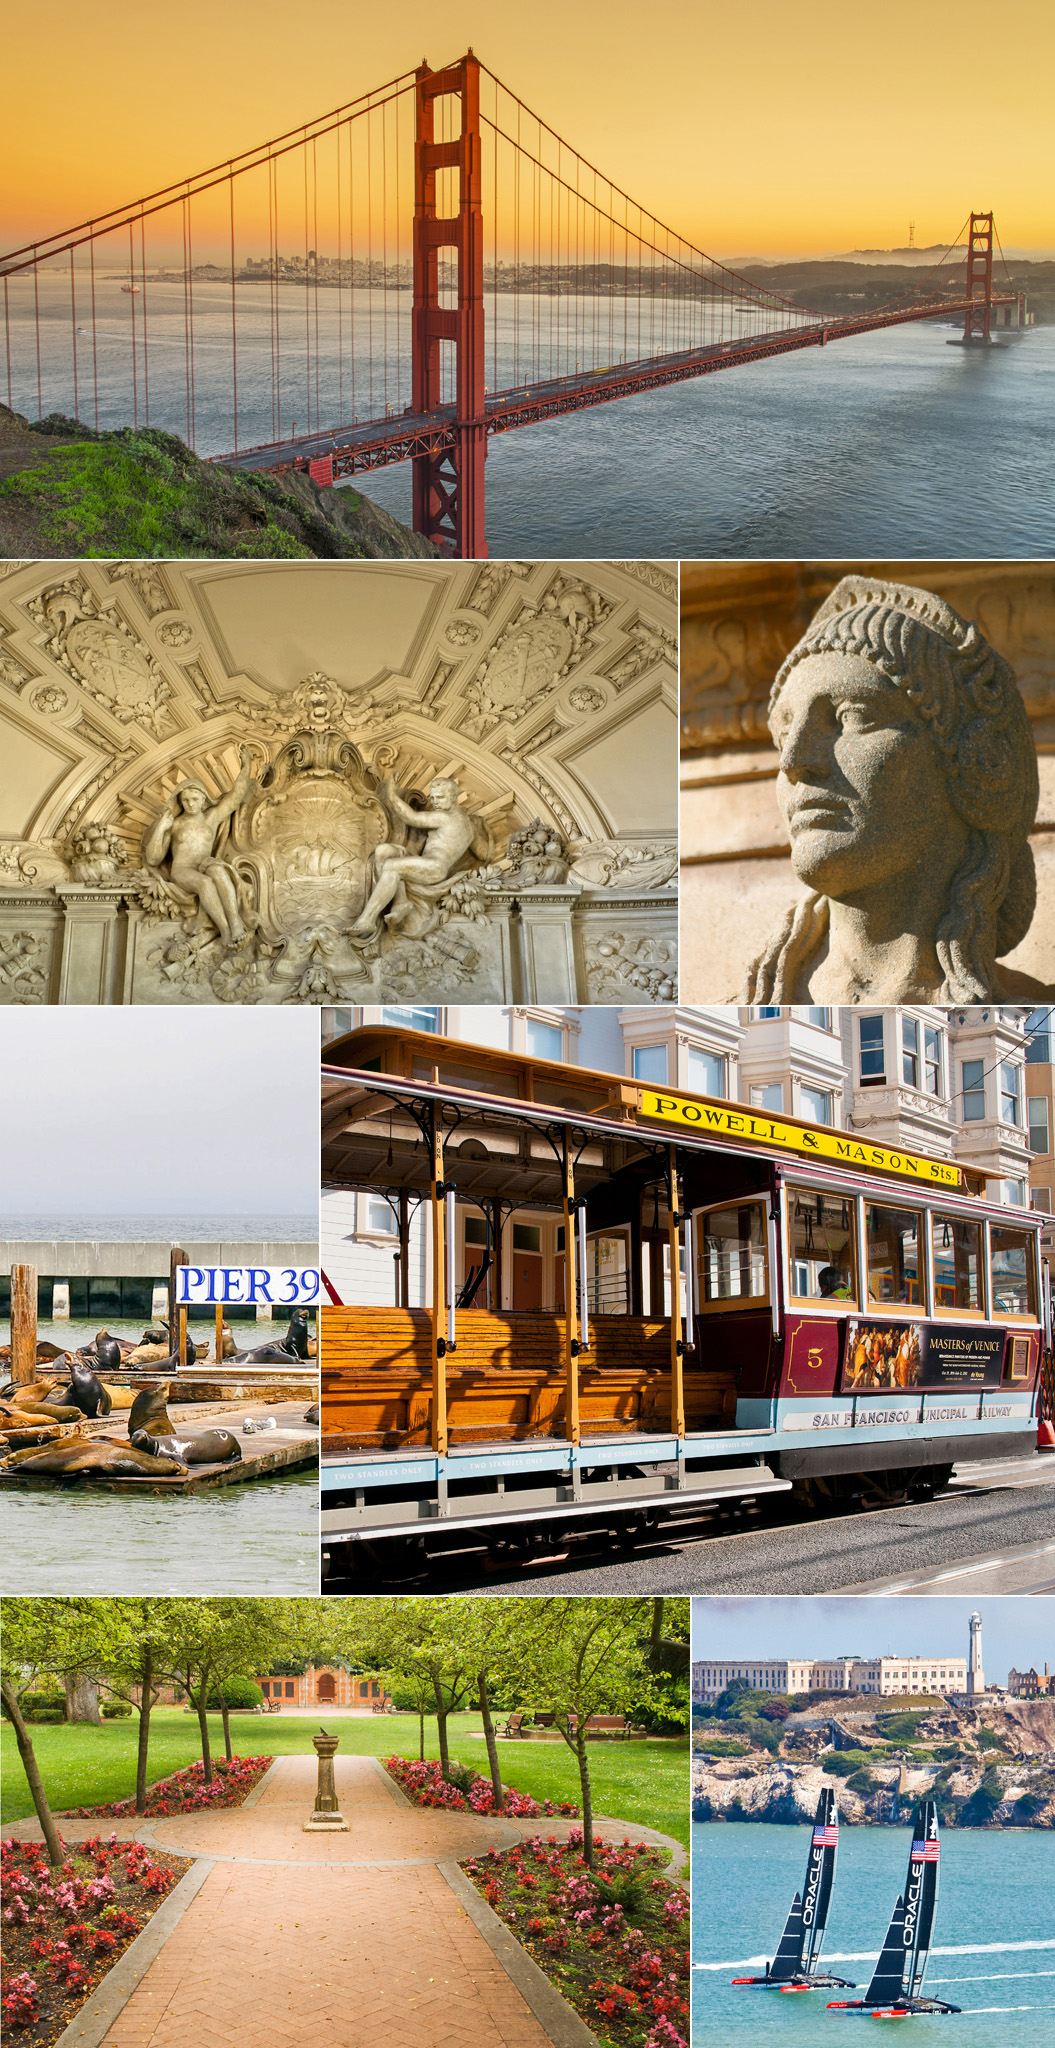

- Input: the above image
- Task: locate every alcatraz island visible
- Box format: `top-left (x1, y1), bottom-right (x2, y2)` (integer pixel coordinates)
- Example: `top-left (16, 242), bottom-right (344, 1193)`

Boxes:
top-left (692, 1625), bottom-right (1055, 1832)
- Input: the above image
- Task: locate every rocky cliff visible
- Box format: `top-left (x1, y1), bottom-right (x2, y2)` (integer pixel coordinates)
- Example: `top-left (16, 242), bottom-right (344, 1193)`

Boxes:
top-left (0, 408), bottom-right (439, 560)
top-left (692, 1749), bottom-right (1055, 1830)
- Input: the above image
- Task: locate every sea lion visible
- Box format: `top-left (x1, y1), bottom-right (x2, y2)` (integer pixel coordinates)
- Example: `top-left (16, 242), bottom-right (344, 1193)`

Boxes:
top-left (304, 1402), bottom-right (319, 1425)
top-left (41, 1359), bottom-right (112, 1419)
top-left (2, 1437), bottom-right (188, 1477)
top-left (282, 1310), bottom-right (312, 1359)
top-left (0, 1393), bottom-right (85, 1426)
top-left (99, 1383), bottom-right (135, 1411)
top-left (124, 1341), bottom-right (173, 1365)
top-left (224, 1338), bottom-right (299, 1363)
top-left (93, 1331), bottom-right (128, 1373)
top-left (128, 1383), bottom-right (178, 1438)
top-left (130, 1426), bottom-right (242, 1465)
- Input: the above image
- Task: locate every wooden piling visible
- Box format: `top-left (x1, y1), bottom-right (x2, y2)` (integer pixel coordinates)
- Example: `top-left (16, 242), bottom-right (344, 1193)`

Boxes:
top-left (10, 1264), bottom-right (38, 1385)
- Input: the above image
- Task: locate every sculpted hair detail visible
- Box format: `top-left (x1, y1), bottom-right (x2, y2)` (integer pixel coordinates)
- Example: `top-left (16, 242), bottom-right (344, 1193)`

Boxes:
top-left (743, 578), bottom-right (1039, 1004)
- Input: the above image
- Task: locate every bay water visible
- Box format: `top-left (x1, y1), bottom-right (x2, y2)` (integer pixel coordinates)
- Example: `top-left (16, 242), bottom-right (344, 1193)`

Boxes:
top-left (693, 1821), bottom-right (1055, 2046)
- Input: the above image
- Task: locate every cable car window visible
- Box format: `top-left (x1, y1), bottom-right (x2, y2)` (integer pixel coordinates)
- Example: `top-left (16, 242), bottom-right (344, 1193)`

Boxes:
top-left (865, 1203), bottom-right (923, 1306)
top-left (787, 1187), bottom-right (856, 1303)
top-left (698, 1202), bottom-right (768, 1308)
top-left (930, 1212), bottom-right (982, 1312)
top-left (990, 1224), bottom-right (1037, 1319)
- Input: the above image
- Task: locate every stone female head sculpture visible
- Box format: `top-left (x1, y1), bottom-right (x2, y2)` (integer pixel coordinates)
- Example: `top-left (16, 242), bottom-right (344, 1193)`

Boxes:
top-left (742, 576), bottom-right (1043, 1004)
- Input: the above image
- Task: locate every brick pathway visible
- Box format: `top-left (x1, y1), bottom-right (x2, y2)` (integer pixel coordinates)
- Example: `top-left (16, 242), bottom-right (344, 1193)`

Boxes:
top-left (18, 1758), bottom-right (558, 2047)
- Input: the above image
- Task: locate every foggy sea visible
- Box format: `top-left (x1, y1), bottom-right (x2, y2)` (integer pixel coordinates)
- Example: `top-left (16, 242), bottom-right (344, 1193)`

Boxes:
top-left (4, 269), bottom-right (1052, 556)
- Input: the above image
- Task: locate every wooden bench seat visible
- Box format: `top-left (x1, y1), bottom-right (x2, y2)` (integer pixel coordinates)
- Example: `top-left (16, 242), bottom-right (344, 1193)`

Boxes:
top-left (321, 1307), bottom-right (737, 1449)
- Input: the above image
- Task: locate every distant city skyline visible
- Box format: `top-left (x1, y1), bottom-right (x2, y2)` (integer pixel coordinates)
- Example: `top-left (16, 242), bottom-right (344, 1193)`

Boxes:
top-left (2, 1), bottom-right (1050, 254)
top-left (690, 1597), bottom-right (1055, 1688)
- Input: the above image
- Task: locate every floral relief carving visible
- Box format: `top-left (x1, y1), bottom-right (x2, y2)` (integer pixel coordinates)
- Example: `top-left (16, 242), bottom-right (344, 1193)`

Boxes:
top-left (108, 563), bottom-right (173, 617)
top-left (461, 576), bottom-right (613, 738)
top-left (0, 932), bottom-right (47, 1004)
top-left (602, 617), bottom-right (678, 690)
top-left (156, 619), bottom-right (194, 648)
top-left (29, 685), bottom-right (69, 715)
top-left (585, 931), bottom-right (677, 1001)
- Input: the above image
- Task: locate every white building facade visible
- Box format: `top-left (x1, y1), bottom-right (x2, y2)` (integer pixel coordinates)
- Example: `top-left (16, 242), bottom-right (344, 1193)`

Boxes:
top-left (691, 1654), bottom-right (968, 1702)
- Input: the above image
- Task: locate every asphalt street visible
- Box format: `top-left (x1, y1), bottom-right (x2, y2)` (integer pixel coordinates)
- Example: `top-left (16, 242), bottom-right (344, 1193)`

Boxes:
top-left (468, 1468), bottom-right (1055, 1597)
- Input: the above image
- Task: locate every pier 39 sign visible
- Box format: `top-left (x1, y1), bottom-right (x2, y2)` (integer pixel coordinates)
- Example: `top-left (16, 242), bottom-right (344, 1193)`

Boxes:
top-left (638, 1090), bottom-right (961, 1188)
top-left (174, 1266), bottom-right (320, 1307)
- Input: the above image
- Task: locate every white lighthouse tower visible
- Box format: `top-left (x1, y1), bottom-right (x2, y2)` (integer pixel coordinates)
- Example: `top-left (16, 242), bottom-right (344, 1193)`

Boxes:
top-left (967, 1611), bottom-right (985, 1698)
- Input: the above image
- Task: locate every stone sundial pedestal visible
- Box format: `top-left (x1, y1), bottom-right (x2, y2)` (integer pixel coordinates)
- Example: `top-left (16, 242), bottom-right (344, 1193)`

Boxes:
top-left (303, 1730), bottom-right (348, 1832)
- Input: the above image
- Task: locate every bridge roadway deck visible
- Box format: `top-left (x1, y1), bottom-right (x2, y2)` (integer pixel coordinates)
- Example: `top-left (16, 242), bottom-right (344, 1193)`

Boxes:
top-left (215, 294), bottom-right (1018, 480)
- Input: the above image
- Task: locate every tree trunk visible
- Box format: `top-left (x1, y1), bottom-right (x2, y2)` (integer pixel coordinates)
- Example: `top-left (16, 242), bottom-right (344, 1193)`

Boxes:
top-left (135, 1647), bottom-right (153, 1815)
top-left (193, 1668), bottom-right (213, 1783)
top-left (557, 1717), bottom-right (595, 1868)
top-left (432, 1670), bottom-right (451, 1779)
top-left (575, 1727), bottom-right (594, 1867)
top-left (2, 1679), bottom-right (65, 1868)
top-left (64, 1672), bottom-right (101, 1724)
top-left (220, 1697), bottom-right (233, 1763)
top-left (418, 1706), bottom-right (425, 1763)
top-left (478, 1670), bottom-right (503, 1811)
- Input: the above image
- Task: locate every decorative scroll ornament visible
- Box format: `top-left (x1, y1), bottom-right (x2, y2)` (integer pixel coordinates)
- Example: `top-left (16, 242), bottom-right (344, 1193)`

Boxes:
top-left (467, 561), bottom-right (532, 614)
top-left (568, 841), bottom-right (679, 891)
top-left (25, 579), bottom-right (173, 737)
top-left (108, 563), bottom-right (173, 616)
top-left (462, 575), bottom-right (612, 736)
top-left (232, 670), bottom-right (412, 739)
top-left (603, 617), bottom-right (678, 689)
top-left (0, 932), bottom-right (47, 1002)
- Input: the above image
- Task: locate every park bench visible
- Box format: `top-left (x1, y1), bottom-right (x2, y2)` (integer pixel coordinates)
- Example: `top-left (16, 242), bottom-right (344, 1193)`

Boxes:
top-left (371, 1697), bottom-right (395, 1715)
top-left (263, 1697), bottom-right (282, 1713)
top-left (565, 1713), bottom-right (632, 1739)
top-left (497, 1711), bottom-right (527, 1738)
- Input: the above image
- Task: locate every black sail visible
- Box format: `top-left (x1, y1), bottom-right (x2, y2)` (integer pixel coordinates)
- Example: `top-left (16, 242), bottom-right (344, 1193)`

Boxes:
top-left (768, 1893), bottom-right (806, 1982)
top-left (801, 1787), bottom-right (840, 1974)
top-left (903, 1800), bottom-right (941, 1997)
top-left (863, 1895), bottom-right (910, 2007)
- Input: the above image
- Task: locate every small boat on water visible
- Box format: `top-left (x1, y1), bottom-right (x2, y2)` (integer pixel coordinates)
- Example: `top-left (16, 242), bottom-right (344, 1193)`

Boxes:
top-left (121, 281), bottom-right (141, 294)
top-left (827, 1801), bottom-right (961, 2018)
top-left (732, 1789), bottom-right (856, 1992)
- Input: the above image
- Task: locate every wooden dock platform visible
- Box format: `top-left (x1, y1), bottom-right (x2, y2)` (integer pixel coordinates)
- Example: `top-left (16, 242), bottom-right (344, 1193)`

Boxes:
top-left (0, 1399), bottom-right (319, 1494)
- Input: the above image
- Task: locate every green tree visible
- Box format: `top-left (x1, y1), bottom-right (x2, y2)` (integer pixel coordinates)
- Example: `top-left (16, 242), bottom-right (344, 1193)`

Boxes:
top-left (0, 1598), bottom-right (107, 1864)
top-left (516, 1597), bottom-right (675, 1867)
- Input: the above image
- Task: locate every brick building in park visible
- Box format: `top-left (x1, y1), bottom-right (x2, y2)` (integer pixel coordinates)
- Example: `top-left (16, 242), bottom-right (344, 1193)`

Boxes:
top-left (256, 1665), bottom-right (387, 1708)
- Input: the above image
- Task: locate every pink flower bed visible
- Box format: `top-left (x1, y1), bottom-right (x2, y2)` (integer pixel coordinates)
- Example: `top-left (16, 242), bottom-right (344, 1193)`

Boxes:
top-left (463, 1833), bottom-right (689, 2048)
top-left (60, 1754), bottom-right (271, 1820)
top-left (1, 1835), bottom-right (191, 2040)
top-left (385, 1755), bottom-right (579, 1818)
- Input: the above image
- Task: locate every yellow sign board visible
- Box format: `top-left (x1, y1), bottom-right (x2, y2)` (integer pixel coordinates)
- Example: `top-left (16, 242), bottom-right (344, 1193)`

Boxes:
top-left (637, 1090), bottom-right (962, 1189)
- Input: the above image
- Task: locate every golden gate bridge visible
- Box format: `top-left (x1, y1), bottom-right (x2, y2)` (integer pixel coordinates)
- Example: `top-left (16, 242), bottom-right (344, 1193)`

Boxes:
top-left (0, 52), bottom-right (1025, 558)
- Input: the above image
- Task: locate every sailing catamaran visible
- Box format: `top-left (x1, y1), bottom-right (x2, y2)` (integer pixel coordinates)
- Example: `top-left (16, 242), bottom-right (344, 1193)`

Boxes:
top-left (827, 1801), bottom-right (960, 2018)
top-left (732, 1789), bottom-right (856, 1992)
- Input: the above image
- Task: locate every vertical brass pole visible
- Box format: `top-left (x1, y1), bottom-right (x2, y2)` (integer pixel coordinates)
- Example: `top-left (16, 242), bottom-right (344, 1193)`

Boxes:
top-left (215, 1301), bottom-right (224, 1366)
top-left (563, 1136), bottom-right (580, 1446)
top-left (431, 1113), bottom-right (448, 1456)
top-left (178, 1304), bottom-right (188, 1372)
top-left (10, 1263), bottom-right (37, 1385)
top-left (668, 1147), bottom-right (685, 1439)
top-left (398, 1190), bottom-right (410, 1310)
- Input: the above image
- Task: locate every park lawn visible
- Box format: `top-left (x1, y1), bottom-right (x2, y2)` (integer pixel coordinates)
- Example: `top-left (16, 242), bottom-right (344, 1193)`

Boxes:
top-left (2, 1711), bottom-right (689, 1848)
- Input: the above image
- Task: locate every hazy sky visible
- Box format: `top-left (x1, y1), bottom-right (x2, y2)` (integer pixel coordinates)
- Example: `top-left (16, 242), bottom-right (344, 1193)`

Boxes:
top-left (0, 1010), bottom-right (318, 1218)
top-left (1, 1), bottom-right (1051, 255)
top-left (691, 1597), bottom-right (1054, 1686)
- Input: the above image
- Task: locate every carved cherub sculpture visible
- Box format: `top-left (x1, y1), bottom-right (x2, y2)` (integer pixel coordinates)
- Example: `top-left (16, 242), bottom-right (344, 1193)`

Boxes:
top-left (142, 745), bottom-right (255, 947)
top-left (350, 774), bottom-right (492, 940)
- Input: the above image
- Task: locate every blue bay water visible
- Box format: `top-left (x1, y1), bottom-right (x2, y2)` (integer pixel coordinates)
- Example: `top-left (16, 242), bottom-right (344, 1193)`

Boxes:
top-left (5, 270), bottom-right (1052, 556)
top-left (692, 1822), bottom-right (1055, 2046)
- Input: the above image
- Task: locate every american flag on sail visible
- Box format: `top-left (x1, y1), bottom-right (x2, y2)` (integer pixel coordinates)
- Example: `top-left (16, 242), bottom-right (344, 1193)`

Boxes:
top-left (813, 1824), bottom-right (838, 1847)
top-left (911, 1839), bottom-right (939, 1862)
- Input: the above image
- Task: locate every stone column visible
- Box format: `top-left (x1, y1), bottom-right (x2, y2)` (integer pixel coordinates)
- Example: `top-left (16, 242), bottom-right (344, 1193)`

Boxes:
top-left (513, 886), bottom-right (583, 1001)
top-left (303, 1731), bottom-right (348, 1832)
top-left (55, 888), bottom-right (128, 1004)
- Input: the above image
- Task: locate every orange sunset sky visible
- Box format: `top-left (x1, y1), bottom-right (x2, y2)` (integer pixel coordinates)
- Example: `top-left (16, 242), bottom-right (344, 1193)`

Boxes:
top-left (2, 0), bottom-right (1052, 257)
